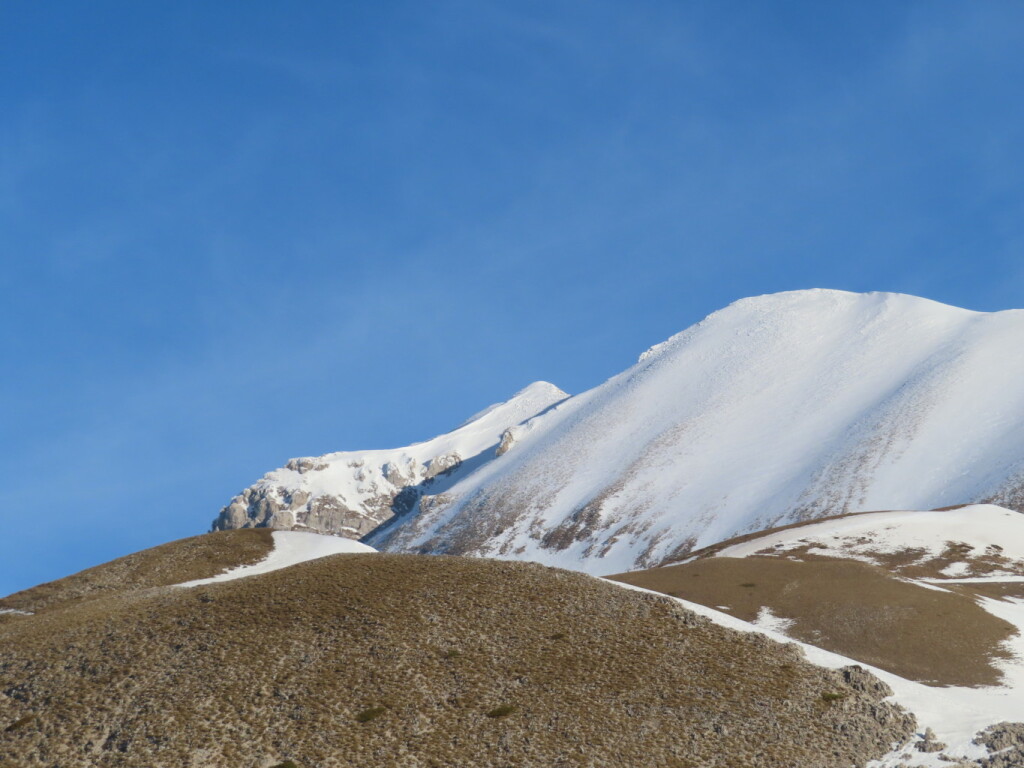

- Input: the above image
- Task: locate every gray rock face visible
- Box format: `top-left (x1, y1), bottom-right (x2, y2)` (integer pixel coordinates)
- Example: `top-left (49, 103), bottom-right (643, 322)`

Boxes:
top-left (210, 382), bottom-right (570, 540)
top-left (884, 721), bottom-right (1024, 766)
top-left (916, 726), bottom-right (946, 753)
top-left (285, 457), bottom-right (328, 474)
top-left (210, 465), bottom-right (419, 539)
top-left (973, 723), bottom-right (1024, 767)
top-left (495, 428), bottom-right (516, 457)
top-left (304, 496), bottom-right (381, 537)
top-left (214, 487), bottom-right (298, 530)
top-left (424, 452), bottom-right (462, 479)
top-left (841, 664), bottom-right (894, 698)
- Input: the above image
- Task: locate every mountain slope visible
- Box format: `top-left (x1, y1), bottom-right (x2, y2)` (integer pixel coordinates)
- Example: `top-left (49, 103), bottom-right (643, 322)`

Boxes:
top-left (611, 504), bottom-right (1024, 765)
top-left (371, 290), bottom-right (1024, 573)
top-left (0, 535), bottom-right (913, 768)
top-left (213, 290), bottom-right (1024, 576)
top-left (212, 381), bottom-right (568, 537)
top-left (0, 528), bottom-right (273, 615)
top-left (611, 505), bottom-right (1024, 688)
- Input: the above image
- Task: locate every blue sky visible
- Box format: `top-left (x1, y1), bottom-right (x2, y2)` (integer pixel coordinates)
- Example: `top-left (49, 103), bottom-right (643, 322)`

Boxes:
top-left (2, 1), bottom-right (1023, 596)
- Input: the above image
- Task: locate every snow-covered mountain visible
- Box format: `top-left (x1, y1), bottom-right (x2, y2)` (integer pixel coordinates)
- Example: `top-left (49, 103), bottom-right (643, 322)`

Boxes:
top-left (212, 381), bottom-right (568, 537)
top-left (216, 289), bottom-right (1024, 575)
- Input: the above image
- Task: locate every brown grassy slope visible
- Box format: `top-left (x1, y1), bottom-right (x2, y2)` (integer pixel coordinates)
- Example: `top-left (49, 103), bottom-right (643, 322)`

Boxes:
top-left (1, 552), bottom-right (913, 768)
top-left (609, 556), bottom-right (1016, 687)
top-left (0, 528), bottom-right (273, 615)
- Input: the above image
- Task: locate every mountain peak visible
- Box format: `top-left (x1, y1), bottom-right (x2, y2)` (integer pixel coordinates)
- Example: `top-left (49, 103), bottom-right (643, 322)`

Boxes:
top-left (456, 381), bottom-right (568, 429)
top-left (638, 289), bottom-right (978, 365)
top-left (722, 288), bottom-right (979, 315)
top-left (211, 381), bottom-right (567, 539)
top-left (373, 290), bottom-right (1024, 572)
top-left (215, 290), bottom-right (1024, 577)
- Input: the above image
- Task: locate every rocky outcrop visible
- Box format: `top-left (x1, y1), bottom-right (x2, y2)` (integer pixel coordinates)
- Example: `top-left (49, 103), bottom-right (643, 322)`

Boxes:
top-left (974, 723), bottom-right (1024, 767)
top-left (210, 459), bottom-right (441, 538)
top-left (495, 428), bottom-right (516, 457)
top-left (210, 382), bottom-right (569, 539)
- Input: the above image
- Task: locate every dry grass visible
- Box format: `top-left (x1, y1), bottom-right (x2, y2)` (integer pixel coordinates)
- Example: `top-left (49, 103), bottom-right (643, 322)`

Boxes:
top-left (610, 556), bottom-right (1016, 687)
top-left (0, 529), bottom-right (273, 615)
top-left (1, 545), bottom-right (913, 767)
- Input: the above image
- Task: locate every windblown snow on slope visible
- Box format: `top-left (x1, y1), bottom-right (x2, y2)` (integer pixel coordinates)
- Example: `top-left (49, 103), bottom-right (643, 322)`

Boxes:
top-left (711, 504), bottom-right (1024, 578)
top-left (371, 290), bottom-right (1024, 574)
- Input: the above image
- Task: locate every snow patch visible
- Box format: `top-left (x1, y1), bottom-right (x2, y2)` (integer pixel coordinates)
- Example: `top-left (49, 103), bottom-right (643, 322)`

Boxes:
top-left (924, 575), bottom-right (1024, 584)
top-left (751, 605), bottom-right (795, 634)
top-left (176, 531), bottom-right (376, 588)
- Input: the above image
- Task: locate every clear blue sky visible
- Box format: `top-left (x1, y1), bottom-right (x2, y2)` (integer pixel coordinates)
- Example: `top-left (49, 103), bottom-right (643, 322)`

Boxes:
top-left (2, 1), bottom-right (1022, 596)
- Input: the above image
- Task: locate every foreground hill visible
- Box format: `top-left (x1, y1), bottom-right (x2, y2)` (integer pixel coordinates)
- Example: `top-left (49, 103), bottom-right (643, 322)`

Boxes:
top-left (215, 290), bottom-right (1024, 575)
top-left (612, 504), bottom-right (1024, 765)
top-left (1, 532), bottom-right (913, 768)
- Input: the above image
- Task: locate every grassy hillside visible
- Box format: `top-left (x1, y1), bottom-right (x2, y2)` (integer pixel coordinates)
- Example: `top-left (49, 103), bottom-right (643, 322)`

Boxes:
top-left (1, 539), bottom-right (913, 767)
top-left (610, 556), bottom-right (1015, 687)
top-left (612, 507), bottom-right (1024, 689)
top-left (0, 529), bottom-right (273, 615)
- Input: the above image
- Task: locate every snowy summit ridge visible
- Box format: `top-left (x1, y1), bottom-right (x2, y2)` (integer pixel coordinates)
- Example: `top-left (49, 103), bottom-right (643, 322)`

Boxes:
top-left (212, 381), bottom-right (569, 538)
top-left (216, 289), bottom-right (1024, 575)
